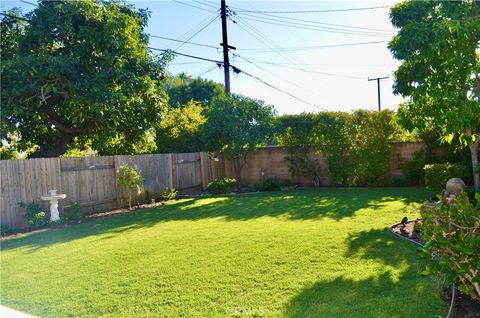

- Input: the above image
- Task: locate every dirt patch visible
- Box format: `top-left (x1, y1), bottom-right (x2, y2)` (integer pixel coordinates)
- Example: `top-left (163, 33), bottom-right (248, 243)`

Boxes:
top-left (390, 218), bottom-right (423, 245)
top-left (390, 219), bottom-right (480, 318)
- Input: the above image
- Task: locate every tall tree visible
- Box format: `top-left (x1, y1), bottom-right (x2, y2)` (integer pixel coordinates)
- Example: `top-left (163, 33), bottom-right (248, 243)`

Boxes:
top-left (165, 74), bottom-right (224, 108)
top-left (155, 100), bottom-right (207, 153)
top-left (203, 94), bottom-right (276, 184)
top-left (1, 1), bottom-right (169, 158)
top-left (389, 0), bottom-right (480, 190)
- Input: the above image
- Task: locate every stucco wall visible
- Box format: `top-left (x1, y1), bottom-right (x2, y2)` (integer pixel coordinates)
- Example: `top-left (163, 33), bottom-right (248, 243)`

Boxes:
top-left (224, 142), bottom-right (426, 186)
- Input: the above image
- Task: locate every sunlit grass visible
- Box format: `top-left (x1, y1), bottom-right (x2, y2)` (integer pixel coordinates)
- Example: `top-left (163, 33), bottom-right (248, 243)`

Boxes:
top-left (0, 188), bottom-right (445, 317)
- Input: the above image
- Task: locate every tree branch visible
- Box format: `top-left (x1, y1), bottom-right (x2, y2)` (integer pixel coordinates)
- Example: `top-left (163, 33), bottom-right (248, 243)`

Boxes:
top-left (38, 101), bottom-right (87, 134)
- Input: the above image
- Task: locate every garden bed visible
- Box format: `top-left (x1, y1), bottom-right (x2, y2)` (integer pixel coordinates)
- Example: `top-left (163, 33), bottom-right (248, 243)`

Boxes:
top-left (390, 219), bottom-right (480, 318)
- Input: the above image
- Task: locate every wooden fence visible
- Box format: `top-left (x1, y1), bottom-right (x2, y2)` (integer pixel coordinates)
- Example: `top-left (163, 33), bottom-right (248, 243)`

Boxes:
top-left (0, 152), bottom-right (226, 229)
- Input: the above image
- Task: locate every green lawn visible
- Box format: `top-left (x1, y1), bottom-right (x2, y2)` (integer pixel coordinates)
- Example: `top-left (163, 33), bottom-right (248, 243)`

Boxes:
top-left (1, 188), bottom-right (446, 317)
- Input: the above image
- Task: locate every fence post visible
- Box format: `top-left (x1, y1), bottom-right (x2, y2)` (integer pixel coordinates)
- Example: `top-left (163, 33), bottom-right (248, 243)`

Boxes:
top-left (199, 152), bottom-right (206, 190)
top-left (169, 153), bottom-right (175, 189)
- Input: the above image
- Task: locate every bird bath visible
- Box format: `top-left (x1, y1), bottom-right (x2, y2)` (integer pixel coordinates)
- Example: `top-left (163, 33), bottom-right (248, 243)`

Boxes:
top-left (41, 190), bottom-right (67, 222)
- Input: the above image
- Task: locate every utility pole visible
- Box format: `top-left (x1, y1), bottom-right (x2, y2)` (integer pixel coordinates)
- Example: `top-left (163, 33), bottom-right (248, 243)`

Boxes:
top-left (368, 76), bottom-right (388, 111)
top-left (220, 0), bottom-right (235, 93)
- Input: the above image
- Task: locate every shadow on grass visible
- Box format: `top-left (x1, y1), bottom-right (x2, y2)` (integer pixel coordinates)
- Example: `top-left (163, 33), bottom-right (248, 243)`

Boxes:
top-left (1, 188), bottom-right (428, 252)
top-left (285, 227), bottom-right (443, 318)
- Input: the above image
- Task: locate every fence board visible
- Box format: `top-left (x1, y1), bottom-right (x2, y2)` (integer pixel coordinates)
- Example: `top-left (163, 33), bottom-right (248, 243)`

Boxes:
top-left (1, 151), bottom-right (220, 229)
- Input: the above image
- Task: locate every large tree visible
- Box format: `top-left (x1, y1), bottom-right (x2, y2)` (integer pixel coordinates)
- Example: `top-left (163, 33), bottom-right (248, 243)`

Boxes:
top-left (165, 74), bottom-right (224, 108)
top-left (1, 1), bottom-right (169, 158)
top-left (155, 100), bottom-right (207, 153)
top-left (389, 0), bottom-right (480, 190)
top-left (203, 93), bottom-right (276, 184)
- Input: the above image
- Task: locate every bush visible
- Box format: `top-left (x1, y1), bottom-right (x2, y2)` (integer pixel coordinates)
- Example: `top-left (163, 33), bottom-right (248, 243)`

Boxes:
top-left (423, 163), bottom-right (470, 191)
top-left (284, 154), bottom-right (322, 187)
top-left (207, 178), bottom-right (237, 194)
top-left (116, 164), bottom-right (143, 209)
top-left (253, 178), bottom-right (281, 192)
top-left (1, 224), bottom-right (9, 237)
top-left (18, 202), bottom-right (47, 227)
top-left (400, 150), bottom-right (426, 186)
top-left (420, 192), bottom-right (480, 299)
top-left (162, 187), bottom-right (178, 200)
top-left (61, 201), bottom-right (84, 223)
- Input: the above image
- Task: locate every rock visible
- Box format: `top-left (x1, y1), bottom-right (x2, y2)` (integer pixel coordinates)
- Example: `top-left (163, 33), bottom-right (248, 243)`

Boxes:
top-left (445, 178), bottom-right (466, 195)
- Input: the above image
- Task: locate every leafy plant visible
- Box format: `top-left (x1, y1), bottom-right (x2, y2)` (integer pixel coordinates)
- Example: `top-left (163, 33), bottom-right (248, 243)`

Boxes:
top-left (61, 201), bottom-right (83, 223)
top-left (1, 2), bottom-right (170, 157)
top-left (390, 1), bottom-right (480, 191)
top-left (116, 165), bottom-right (143, 209)
top-left (162, 187), bottom-right (178, 200)
top-left (284, 154), bottom-right (322, 187)
top-left (423, 163), bottom-right (470, 191)
top-left (253, 178), bottom-right (281, 192)
top-left (207, 178), bottom-right (237, 195)
top-left (203, 94), bottom-right (276, 185)
top-left (18, 202), bottom-right (47, 227)
top-left (400, 150), bottom-right (426, 186)
top-left (420, 192), bottom-right (480, 299)
top-left (1, 224), bottom-right (9, 237)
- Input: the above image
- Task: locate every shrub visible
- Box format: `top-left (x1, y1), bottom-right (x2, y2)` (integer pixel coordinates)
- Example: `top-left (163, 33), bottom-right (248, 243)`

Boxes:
top-left (61, 201), bottom-right (84, 223)
top-left (1, 224), bottom-right (9, 237)
top-left (279, 179), bottom-right (298, 188)
top-left (400, 150), bottom-right (426, 186)
top-left (253, 178), bottom-right (281, 192)
top-left (162, 187), bottom-right (178, 200)
top-left (423, 163), bottom-right (470, 191)
top-left (207, 178), bottom-right (237, 194)
top-left (116, 164), bottom-right (143, 209)
top-left (284, 154), bottom-right (322, 187)
top-left (420, 192), bottom-right (480, 299)
top-left (18, 202), bottom-right (47, 227)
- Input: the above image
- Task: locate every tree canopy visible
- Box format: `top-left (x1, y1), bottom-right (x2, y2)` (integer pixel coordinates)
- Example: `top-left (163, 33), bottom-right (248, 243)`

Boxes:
top-left (1, 0), bottom-right (170, 158)
top-left (155, 100), bottom-right (207, 153)
top-left (203, 93), bottom-right (276, 183)
top-left (389, 0), bottom-right (480, 190)
top-left (165, 74), bottom-right (224, 108)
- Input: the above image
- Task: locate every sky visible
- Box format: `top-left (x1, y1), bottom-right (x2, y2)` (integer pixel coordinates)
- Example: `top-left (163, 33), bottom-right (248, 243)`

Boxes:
top-left (2, 0), bottom-right (404, 115)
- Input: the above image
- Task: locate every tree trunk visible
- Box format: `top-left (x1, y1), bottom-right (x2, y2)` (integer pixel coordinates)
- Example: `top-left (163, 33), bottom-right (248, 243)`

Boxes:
top-left (470, 138), bottom-right (480, 191)
top-left (233, 157), bottom-right (243, 186)
top-left (30, 133), bottom-right (74, 158)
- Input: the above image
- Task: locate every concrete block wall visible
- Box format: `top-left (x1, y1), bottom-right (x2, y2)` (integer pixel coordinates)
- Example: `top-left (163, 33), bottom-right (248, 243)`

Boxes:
top-left (224, 142), bottom-right (426, 186)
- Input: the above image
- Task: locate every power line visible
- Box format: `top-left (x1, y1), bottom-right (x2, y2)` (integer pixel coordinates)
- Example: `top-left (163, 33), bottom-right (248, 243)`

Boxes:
top-left (149, 47), bottom-right (224, 64)
top-left (230, 5), bottom-right (392, 14)
top-left (236, 40), bottom-right (388, 53)
top-left (235, 10), bottom-right (396, 34)
top-left (173, 13), bottom-right (219, 51)
top-left (19, 0), bottom-right (37, 6)
top-left (237, 54), bottom-right (364, 80)
top-left (237, 15), bottom-right (392, 38)
top-left (149, 35), bottom-right (218, 49)
top-left (172, 0), bottom-right (218, 13)
top-left (232, 65), bottom-right (329, 112)
top-left (192, 64), bottom-right (219, 77)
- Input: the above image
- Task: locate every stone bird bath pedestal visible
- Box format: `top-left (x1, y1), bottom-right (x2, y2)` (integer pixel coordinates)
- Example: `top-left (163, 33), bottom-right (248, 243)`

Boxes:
top-left (41, 190), bottom-right (67, 222)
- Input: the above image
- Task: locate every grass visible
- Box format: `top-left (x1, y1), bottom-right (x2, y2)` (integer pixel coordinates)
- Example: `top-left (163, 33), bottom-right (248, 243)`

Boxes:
top-left (0, 188), bottom-right (446, 317)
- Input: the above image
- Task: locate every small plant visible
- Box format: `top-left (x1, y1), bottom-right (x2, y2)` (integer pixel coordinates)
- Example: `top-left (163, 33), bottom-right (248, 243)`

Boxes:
top-left (207, 178), bottom-right (237, 194)
top-left (162, 187), bottom-right (178, 200)
top-left (413, 219), bottom-right (422, 233)
top-left (116, 164), bottom-right (143, 209)
top-left (423, 163), bottom-right (470, 191)
top-left (420, 192), bottom-right (480, 299)
top-left (253, 178), bottom-right (281, 192)
top-left (1, 224), bottom-right (9, 237)
top-left (18, 202), bottom-right (47, 227)
top-left (61, 201), bottom-right (84, 223)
